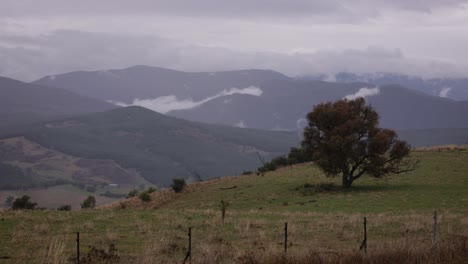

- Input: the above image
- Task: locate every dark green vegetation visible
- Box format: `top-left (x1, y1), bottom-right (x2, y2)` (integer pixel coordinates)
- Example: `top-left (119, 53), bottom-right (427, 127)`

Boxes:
top-left (11, 195), bottom-right (37, 210)
top-left (170, 178), bottom-right (186, 193)
top-left (0, 150), bottom-right (466, 263)
top-left (81, 195), bottom-right (96, 209)
top-left (5, 106), bottom-right (297, 186)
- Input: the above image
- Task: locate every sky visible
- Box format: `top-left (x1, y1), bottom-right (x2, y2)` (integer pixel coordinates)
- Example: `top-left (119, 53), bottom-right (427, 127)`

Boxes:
top-left (1, 0), bottom-right (468, 81)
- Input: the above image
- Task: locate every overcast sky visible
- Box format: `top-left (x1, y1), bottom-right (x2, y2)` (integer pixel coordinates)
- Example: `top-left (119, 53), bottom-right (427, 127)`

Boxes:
top-left (1, 0), bottom-right (468, 81)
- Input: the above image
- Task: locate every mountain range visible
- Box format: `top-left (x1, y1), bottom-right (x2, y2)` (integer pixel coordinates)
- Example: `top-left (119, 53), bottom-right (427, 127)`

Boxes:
top-left (34, 66), bottom-right (468, 131)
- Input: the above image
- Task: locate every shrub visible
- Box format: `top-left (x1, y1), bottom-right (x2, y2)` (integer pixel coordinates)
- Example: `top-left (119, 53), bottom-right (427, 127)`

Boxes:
top-left (81, 195), bottom-right (96, 209)
top-left (12, 195), bottom-right (37, 210)
top-left (146, 186), bottom-right (157, 193)
top-left (127, 189), bottom-right (139, 198)
top-left (58, 205), bottom-right (71, 211)
top-left (139, 192), bottom-right (151, 202)
top-left (171, 178), bottom-right (186, 193)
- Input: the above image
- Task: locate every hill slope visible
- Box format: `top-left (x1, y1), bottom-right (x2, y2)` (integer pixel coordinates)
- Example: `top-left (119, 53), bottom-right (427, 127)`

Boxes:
top-left (116, 148), bottom-right (468, 213)
top-left (0, 76), bottom-right (115, 131)
top-left (4, 106), bottom-right (298, 186)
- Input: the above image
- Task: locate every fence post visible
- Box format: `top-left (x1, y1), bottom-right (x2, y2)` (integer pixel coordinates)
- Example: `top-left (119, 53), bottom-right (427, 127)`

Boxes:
top-left (76, 232), bottom-right (80, 264)
top-left (284, 222), bottom-right (288, 255)
top-left (433, 211), bottom-right (438, 245)
top-left (359, 217), bottom-right (367, 253)
top-left (189, 227), bottom-right (192, 262)
top-left (183, 227), bottom-right (192, 264)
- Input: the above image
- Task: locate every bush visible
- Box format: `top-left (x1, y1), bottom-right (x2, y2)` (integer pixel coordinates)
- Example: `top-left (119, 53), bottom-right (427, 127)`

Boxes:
top-left (139, 192), bottom-right (151, 202)
top-left (81, 195), bottom-right (96, 209)
top-left (171, 178), bottom-right (186, 193)
top-left (11, 195), bottom-right (37, 210)
top-left (127, 189), bottom-right (139, 198)
top-left (58, 205), bottom-right (71, 211)
top-left (146, 186), bottom-right (157, 193)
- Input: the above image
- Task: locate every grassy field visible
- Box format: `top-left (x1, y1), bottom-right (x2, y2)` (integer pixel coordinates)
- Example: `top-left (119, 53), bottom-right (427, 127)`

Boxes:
top-left (0, 149), bottom-right (466, 263)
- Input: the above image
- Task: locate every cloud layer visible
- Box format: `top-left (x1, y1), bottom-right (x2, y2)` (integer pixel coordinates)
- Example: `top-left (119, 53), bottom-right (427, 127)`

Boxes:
top-left (1, 1), bottom-right (467, 80)
top-left (110, 86), bottom-right (263, 113)
top-left (344, 87), bottom-right (381, 100)
top-left (1, 30), bottom-right (467, 81)
top-left (2, 0), bottom-right (466, 20)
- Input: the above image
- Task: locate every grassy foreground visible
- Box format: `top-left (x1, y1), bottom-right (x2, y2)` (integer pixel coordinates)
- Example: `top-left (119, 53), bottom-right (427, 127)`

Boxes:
top-left (0, 149), bottom-right (467, 263)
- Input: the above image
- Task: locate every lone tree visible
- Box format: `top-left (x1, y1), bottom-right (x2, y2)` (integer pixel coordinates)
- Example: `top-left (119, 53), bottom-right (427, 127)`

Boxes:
top-left (302, 98), bottom-right (417, 188)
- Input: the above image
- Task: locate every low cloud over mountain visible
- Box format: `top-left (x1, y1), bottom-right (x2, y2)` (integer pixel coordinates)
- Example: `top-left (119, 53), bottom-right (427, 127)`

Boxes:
top-left (344, 87), bottom-right (380, 100)
top-left (110, 86), bottom-right (263, 113)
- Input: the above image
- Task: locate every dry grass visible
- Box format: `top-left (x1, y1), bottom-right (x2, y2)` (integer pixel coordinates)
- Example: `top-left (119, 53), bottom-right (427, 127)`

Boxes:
top-left (1, 209), bottom-right (466, 263)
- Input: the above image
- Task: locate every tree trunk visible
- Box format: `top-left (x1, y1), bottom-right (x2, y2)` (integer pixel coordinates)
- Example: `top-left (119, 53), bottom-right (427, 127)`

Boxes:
top-left (342, 172), bottom-right (353, 189)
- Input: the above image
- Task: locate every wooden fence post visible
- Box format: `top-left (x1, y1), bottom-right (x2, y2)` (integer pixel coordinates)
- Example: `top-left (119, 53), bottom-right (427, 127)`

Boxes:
top-left (433, 211), bottom-right (438, 245)
top-left (183, 227), bottom-right (192, 264)
top-left (284, 222), bottom-right (288, 255)
top-left (76, 232), bottom-right (80, 264)
top-left (359, 217), bottom-right (367, 253)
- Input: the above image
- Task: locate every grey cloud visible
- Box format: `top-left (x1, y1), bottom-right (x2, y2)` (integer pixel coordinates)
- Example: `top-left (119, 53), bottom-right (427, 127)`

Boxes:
top-left (439, 87), bottom-right (452, 98)
top-left (0, 30), bottom-right (466, 81)
top-left (344, 87), bottom-right (380, 100)
top-left (1, 0), bottom-right (466, 19)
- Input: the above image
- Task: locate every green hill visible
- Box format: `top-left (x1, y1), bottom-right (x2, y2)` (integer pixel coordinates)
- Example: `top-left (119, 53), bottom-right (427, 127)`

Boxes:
top-left (3, 106), bottom-right (298, 187)
top-left (116, 148), bottom-right (468, 214)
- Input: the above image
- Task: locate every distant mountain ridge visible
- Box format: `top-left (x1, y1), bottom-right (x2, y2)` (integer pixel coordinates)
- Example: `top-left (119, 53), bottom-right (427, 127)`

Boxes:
top-left (0, 76), bottom-right (116, 132)
top-left (303, 72), bottom-right (468, 101)
top-left (34, 65), bottom-right (288, 103)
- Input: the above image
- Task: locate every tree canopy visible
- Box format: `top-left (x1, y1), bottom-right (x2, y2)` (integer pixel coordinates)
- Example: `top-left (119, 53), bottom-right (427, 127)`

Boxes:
top-left (302, 98), bottom-right (417, 188)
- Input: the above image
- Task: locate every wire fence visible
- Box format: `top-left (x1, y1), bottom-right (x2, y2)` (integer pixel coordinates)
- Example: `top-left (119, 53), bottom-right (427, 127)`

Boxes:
top-left (0, 211), bottom-right (450, 263)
